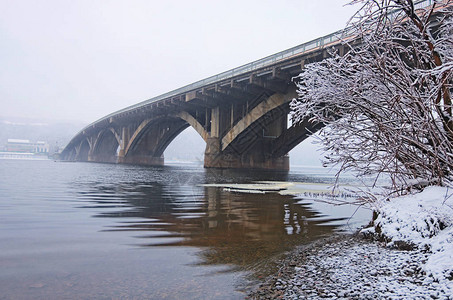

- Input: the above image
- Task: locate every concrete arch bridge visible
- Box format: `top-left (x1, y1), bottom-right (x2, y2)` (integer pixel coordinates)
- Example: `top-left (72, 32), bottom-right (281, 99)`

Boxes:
top-left (58, 23), bottom-right (353, 171)
top-left (64, 0), bottom-right (441, 171)
top-left (55, 0), bottom-right (448, 171)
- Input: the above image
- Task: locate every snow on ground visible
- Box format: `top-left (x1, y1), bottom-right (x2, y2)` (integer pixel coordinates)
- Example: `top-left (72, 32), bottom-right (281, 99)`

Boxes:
top-left (284, 238), bottom-right (451, 299)
top-left (366, 186), bottom-right (453, 285)
top-left (249, 235), bottom-right (453, 299)
top-left (249, 186), bottom-right (453, 299)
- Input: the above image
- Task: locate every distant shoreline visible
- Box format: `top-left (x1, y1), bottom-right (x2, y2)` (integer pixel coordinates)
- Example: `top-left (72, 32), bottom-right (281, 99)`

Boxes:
top-left (0, 152), bottom-right (50, 160)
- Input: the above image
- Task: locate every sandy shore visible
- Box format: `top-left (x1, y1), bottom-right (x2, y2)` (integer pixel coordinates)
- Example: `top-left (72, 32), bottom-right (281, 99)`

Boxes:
top-left (247, 234), bottom-right (452, 299)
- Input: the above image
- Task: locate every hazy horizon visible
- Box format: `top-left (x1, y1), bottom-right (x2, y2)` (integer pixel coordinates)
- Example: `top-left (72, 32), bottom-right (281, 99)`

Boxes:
top-left (0, 114), bottom-right (324, 167)
top-left (1, 0), bottom-right (358, 124)
top-left (0, 0), bottom-right (358, 166)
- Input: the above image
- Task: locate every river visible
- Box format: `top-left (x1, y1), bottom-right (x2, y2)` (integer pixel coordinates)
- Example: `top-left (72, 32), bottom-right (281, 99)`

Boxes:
top-left (0, 159), bottom-right (371, 299)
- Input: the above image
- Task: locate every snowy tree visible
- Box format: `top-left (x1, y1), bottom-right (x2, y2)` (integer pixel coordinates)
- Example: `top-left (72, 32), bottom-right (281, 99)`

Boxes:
top-left (291, 0), bottom-right (453, 194)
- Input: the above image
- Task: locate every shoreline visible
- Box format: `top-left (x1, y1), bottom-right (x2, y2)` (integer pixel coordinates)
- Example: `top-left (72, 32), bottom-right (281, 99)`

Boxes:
top-left (247, 233), bottom-right (452, 299)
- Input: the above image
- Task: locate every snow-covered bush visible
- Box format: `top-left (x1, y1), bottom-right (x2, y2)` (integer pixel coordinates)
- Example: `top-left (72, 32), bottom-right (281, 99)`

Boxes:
top-left (364, 186), bottom-right (453, 282)
top-left (291, 0), bottom-right (453, 194)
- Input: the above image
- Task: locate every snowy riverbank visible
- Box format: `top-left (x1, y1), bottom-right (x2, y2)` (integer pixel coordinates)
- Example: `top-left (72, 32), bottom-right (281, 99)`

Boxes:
top-left (366, 186), bottom-right (453, 285)
top-left (249, 186), bottom-right (453, 299)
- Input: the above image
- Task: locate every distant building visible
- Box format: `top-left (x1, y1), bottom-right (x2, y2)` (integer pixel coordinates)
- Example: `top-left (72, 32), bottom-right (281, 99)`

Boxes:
top-left (5, 139), bottom-right (50, 154)
top-left (34, 141), bottom-right (49, 154)
top-left (5, 139), bottom-right (33, 152)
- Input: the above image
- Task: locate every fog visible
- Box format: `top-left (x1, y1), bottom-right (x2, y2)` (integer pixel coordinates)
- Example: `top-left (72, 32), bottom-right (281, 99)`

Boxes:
top-left (1, 1), bottom-right (358, 165)
top-left (1, 0), bottom-right (357, 123)
top-left (163, 126), bottom-right (324, 167)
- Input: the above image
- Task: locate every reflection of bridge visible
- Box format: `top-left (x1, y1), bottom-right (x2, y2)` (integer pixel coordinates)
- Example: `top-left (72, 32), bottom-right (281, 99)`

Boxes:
top-left (91, 177), bottom-right (345, 271)
top-left (61, 27), bottom-right (353, 170)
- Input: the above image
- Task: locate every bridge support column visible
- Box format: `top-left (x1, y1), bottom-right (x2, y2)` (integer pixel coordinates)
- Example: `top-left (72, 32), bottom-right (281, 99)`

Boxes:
top-left (117, 120), bottom-right (182, 167)
top-left (117, 126), bottom-right (131, 164)
top-left (204, 109), bottom-right (290, 171)
top-left (204, 137), bottom-right (289, 170)
top-left (119, 155), bottom-right (164, 166)
top-left (88, 153), bottom-right (118, 163)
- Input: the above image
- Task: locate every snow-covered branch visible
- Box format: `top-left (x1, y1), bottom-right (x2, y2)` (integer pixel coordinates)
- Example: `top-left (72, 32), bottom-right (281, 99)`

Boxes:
top-left (291, 0), bottom-right (453, 194)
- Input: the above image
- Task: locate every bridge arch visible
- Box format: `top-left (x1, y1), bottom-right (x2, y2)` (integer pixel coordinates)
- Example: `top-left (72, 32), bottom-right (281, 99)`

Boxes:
top-left (66, 148), bottom-right (77, 161)
top-left (271, 118), bottom-right (324, 158)
top-left (152, 119), bottom-right (190, 158)
top-left (90, 128), bottom-right (121, 163)
top-left (176, 111), bottom-right (209, 142)
top-left (123, 118), bottom-right (153, 158)
top-left (221, 90), bottom-right (295, 154)
top-left (76, 138), bottom-right (90, 161)
top-left (121, 113), bottom-right (208, 165)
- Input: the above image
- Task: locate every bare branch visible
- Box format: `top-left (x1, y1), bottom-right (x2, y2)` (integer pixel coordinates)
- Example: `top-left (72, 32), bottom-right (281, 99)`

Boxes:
top-left (291, 0), bottom-right (453, 196)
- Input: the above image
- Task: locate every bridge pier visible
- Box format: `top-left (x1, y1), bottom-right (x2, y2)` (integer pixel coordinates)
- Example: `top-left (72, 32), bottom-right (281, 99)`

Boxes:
top-left (118, 154), bottom-right (164, 166)
top-left (116, 118), bottom-right (187, 167)
top-left (204, 109), bottom-right (290, 171)
top-left (200, 88), bottom-right (292, 171)
top-left (204, 147), bottom-right (289, 170)
top-left (88, 153), bottom-right (118, 163)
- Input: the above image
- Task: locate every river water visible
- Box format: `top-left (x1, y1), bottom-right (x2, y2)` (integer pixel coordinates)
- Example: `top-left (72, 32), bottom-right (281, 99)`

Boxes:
top-left (0, 159), bottom-right (371, 299)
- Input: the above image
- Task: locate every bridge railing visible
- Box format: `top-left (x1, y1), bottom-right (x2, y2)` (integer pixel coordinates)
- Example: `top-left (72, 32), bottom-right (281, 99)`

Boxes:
top-left (76, 0), bottom-right (436, 134)
top-left (114, 26), bottom-right (349, 110)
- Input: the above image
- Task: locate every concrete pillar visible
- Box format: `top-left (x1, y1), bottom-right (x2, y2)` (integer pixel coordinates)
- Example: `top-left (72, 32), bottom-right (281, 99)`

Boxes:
top-left (203, 104), bottom-right (289, 171)
top-left (211, 107), bottom-right (220, 137)
top-left (117, 126), bottom-right (130, 162)
top-left (204, 146), bottom-right (289, 170)
top-left (204, 137), bottom-right (221, 168)
top-left (121, 155), bottom-right (164, 166)
top-left (119, 123), bottom-right (165, 166)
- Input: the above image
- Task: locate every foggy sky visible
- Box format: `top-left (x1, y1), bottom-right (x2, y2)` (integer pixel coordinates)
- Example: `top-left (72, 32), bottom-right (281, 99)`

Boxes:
top-left (1, 0), bottom-right (357, 124)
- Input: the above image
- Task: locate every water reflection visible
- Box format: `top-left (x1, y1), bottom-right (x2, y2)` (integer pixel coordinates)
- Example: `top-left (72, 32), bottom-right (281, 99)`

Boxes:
top-left (76, 167), bottom-right (346, 277)
top-left (0, 160), bottom-right (366, 299)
